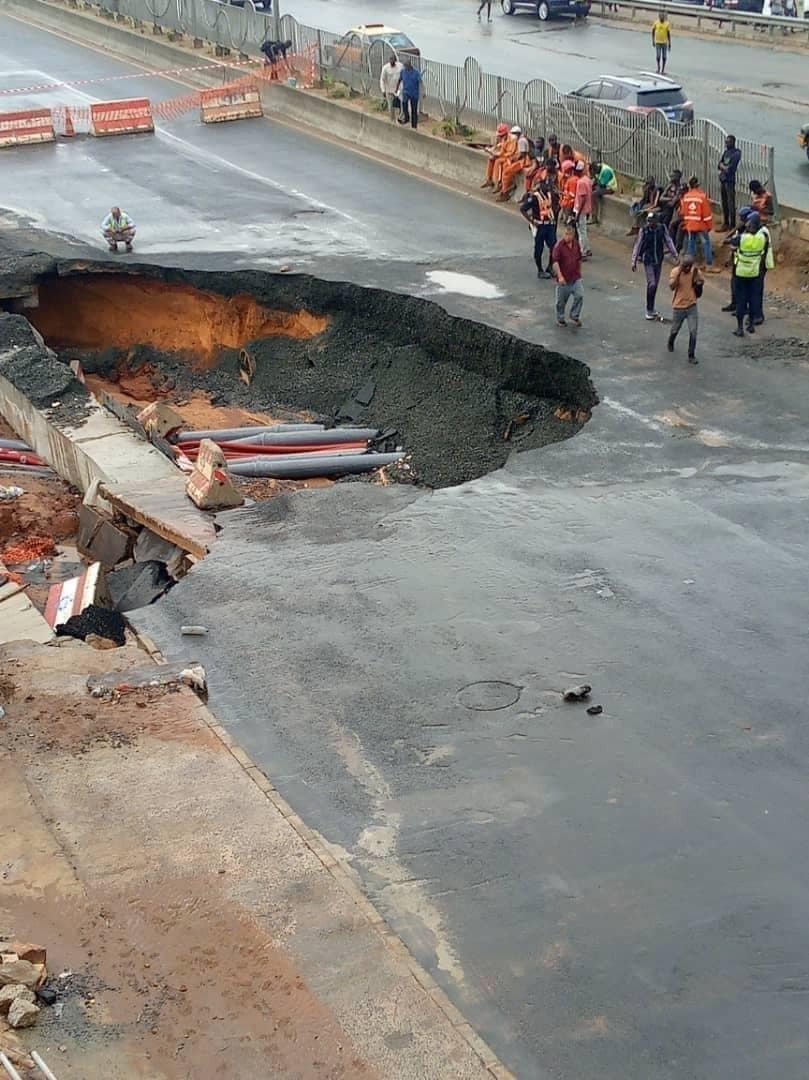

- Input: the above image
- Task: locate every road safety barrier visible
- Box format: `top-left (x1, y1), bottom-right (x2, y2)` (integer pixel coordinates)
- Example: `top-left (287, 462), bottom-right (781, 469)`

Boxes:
top-left (90, 97), bottom-right (155, 136)
top-left (0, 106), bottom-right (55, 148)
top-left (199, 79), bottom-right (263, 123)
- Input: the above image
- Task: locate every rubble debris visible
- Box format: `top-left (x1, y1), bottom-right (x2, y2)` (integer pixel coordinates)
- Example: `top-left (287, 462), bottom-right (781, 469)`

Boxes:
top-left (181, 625), bottom-right (208, 636)
top-left (0, 1025), bottom-right (35, 1072)
top-left (185, 438), bottom-right (244, 511)
top-left (136, 400), bottom-right (184, 439)
top-left (7, 997), bottom-right (39, 1029)
top-left (0, 487), bottom-right (24, 502)
top-left (0, 944), bottom-right (45, 967)
top-left (85, 633), bottom-right (120, 651)
top-left (586, 705), bottom-right (603, 716)
top-left (133, 527), bottom-right (182, 567)
top-left (0, 536), bottom-right (56, 565)
top-left (44, 562), bottom-right (102, 629)
top-left (0, 985), bottom-right (35, 1016)
top-left (55, 604), bottom-right (126, 647)
top-left (87, 661), bottom-right (207, 699)
top-left (0, 959), bottom-right (46, 991)
top-left (106, 560), bottom-right (171, 612)
top-left (77, 504), bottom-right (132, 569)
top-left (35, 987), bottom-right (57, 1006)
top-left (563, 684), bottom-right (592, 702)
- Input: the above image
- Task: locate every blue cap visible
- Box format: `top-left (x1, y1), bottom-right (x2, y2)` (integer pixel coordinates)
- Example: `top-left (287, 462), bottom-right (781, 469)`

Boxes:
top-left (746, 211), bottom-right (761, 227)
top-left (738, 206), bottom-right (753, 220)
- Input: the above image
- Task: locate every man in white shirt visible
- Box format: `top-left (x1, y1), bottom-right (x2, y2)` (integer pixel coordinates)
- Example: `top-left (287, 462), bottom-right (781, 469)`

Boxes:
top-left (379, 55), bottom-right (403, 122)
top-left (101, 207), bottom-right (136, 252)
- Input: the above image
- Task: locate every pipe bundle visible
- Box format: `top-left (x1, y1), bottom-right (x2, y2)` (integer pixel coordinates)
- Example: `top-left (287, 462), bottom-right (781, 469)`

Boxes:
top-left (172, 423), bottom-right (403, 480)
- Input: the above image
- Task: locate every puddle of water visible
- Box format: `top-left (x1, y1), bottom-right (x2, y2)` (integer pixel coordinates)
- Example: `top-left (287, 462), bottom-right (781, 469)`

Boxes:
top-left (424, 270), bottom-right (504, 299)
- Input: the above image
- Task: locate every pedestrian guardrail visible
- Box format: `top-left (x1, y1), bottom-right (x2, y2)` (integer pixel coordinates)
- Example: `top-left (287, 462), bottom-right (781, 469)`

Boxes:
top-left (590, 0), bottom-right (809, 43)
top-left (74, 0), bottom-right (778, 207)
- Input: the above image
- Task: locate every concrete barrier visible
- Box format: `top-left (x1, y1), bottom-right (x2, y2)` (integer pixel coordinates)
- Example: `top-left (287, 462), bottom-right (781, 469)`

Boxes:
top-left (0, 106), bottom-right (55, 148)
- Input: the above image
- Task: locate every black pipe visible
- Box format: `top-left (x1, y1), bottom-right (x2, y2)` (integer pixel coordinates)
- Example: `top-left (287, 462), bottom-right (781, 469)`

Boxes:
top-left (228, 452), bottom-right (404, 479)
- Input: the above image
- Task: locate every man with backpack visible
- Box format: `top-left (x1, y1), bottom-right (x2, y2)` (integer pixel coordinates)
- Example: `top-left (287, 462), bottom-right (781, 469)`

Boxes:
top-left (631, 211), bottom-right (678, 320)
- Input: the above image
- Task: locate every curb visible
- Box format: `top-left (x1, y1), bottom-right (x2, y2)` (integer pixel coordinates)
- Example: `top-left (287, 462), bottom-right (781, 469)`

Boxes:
top-left (134, 627), bottom-right (514, 1076)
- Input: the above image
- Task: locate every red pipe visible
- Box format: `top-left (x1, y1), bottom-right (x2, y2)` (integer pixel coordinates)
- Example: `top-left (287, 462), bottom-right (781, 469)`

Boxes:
top-left (0, 449), bottom-right (47, 466)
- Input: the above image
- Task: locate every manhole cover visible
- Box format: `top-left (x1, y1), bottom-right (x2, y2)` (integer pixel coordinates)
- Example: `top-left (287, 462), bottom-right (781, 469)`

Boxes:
top-left (458, 680), bottom-right (522, 711)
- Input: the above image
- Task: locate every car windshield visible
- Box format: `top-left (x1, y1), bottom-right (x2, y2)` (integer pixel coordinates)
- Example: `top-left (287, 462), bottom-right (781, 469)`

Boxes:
top-left (379, 32), bottom-right (415, 47)
top-left (638, 88), bottom-right (686, 107)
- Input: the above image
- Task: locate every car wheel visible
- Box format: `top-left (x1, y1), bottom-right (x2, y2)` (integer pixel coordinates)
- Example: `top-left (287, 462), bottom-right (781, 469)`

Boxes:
top-left (537, 0), bottom-right (550, 18)
top-left (502, 0), bottom-right (516, 13)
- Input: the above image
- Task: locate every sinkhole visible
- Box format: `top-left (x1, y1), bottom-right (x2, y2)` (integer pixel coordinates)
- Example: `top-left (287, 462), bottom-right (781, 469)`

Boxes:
top-left (10, 263), bottom-right (599, 489)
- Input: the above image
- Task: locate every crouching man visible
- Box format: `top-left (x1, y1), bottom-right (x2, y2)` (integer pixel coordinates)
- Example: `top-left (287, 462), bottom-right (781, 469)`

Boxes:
top-left (102, 206), bottom-right (136, 253)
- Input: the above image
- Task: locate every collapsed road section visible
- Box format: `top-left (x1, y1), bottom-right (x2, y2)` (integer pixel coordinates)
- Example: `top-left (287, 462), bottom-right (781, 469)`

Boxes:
top-left (2, 258), bottom-right (599, 491)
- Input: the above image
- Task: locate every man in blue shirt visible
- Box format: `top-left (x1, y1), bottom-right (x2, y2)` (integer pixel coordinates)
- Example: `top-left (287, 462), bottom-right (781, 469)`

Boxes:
top-left (718, 134), bottom-right (742, 232)
top-left (397, 57), bottom-right (423, 130)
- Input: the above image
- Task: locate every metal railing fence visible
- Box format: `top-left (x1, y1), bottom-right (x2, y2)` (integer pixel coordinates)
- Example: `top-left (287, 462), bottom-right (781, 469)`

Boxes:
top-left (85, 0), bottom-right (777, 206)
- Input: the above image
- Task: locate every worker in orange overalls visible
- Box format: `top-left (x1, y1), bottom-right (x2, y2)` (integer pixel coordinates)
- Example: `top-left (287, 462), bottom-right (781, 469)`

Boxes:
top-left (559, 159), bottom-right (579, 219)
top-left (748, 180), bottom-right (774, 224)
top-left (481, 123), bottom-right (510, 190)
top-left (498, 126), bottom-right (533, 201)
top-left (679, 175), bottom-right (717, 270)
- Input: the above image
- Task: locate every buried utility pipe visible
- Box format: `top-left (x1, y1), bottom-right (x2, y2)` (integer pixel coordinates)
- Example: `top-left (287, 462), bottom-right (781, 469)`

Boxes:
top-left (226, 428), bottom-right (380, 447)
top-left (228, 452), bottom-right (405, 479)
top-left (31, 1053), bottom-right (60, 1080)
top-left (174, 424), bottom-right (325, 443)
top-left (0, 1053), bottom-right (23, 1080)
top-left (180, 441), bottom-right (368, 457)
top-left (0, 438), bottom-right (32, 451)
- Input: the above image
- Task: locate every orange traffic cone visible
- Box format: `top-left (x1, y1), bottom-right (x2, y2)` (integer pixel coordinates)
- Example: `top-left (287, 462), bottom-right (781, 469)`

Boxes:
top-left (63, 107), bottom-right (75, 137)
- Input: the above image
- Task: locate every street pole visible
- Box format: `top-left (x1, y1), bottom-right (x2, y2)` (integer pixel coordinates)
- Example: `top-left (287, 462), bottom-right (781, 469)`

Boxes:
top-left (272, 0), bottom-right (280, 42)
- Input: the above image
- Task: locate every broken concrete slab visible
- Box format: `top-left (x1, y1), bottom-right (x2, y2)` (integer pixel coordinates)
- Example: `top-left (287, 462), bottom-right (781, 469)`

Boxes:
top-left (77, 504), bottom-right (132, 568)
top-left (0, 945), bottom-right (45, 967)
top-left (87, 661), bottom-right (207, 698)
top-left (100, 478), bottom-right (216, 561)
top-left (133, 527), bottom-right (182, 566)
top-left (136, 401), bottom-right (184, 439)
top-left (44, 562), bottom-right (102, 629)
top-left (0, 560), bottom-right (53, 645)
top-left (186, 439), bottom-right (243, 511)
top-left (106, 560), bottom-right (171, 612)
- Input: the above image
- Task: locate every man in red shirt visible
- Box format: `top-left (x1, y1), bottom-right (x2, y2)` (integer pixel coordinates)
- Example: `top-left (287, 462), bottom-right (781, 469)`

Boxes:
top-left (551, 222), bottom-right (584, 327)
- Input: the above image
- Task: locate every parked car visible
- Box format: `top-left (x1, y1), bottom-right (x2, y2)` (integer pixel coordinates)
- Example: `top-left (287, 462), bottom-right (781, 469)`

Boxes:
top-left (570, 74), bottom-right (694, 125)
top-left (798, 123), bottom-right (809, 161)
top-left (323, 24), bottom-right (420, 68)
top-left (501, 0), bottom-right (590, 21)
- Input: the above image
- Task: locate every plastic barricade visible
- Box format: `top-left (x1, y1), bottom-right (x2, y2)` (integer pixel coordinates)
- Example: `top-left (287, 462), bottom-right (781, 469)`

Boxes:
top-left (0, 107), bottom-right (55, 149)
top-left (90, 98), bottom-right (154, 137)
top-left (199, 80), bottom-right (263, 124)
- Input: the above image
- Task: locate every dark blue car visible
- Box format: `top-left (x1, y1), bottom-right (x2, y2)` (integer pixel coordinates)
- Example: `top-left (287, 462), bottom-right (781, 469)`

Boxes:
top-left (501, 0), bottom-right (590, 20)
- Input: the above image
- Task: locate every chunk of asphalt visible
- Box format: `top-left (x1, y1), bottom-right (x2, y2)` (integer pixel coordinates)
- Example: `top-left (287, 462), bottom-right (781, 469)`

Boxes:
top-left (106, 561), bottom-right (171, 613)
top-left (563, 684), bottom-right (592, 702)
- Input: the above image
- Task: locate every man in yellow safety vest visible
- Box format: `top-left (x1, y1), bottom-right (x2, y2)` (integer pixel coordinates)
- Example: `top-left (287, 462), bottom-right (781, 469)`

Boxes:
top-left (731, 217), bottom-right (767, 337)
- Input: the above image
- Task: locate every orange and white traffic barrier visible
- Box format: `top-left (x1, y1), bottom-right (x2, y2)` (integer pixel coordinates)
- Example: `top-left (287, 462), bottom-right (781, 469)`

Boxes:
top-left (0, 107), bottom-right (55, 149)
top-left (185, 439), bottom-right (244, 510)
top-left (199, 79), bottom-right (263, 124)
top-left (90, 97), bottom-right (154, 137)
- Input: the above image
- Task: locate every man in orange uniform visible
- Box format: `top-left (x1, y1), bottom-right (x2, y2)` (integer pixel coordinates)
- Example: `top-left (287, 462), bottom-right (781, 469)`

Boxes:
top-left (498, 126), bottom-right (532, 201)
top-left (481, 123), bottom-right (509, 190)
top-left (748, 180), bottom-right (774, 224)
top-left (559, 159), bottom-right (578, 219)
top-left (679, 175), bottom-right (716, 270)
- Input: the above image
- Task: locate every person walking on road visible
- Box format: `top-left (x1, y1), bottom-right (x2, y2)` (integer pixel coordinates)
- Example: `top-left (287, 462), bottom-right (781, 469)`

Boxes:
top-left (731, 214), bottom-right (767, 336)
top-left (573, 160), bottom-right (593, 257)
top-left (520, 178), bottom-right (560, 279)
top-left (397, 57), bottom-right (423, 130)
top-left (667, 255), bottom-right (702, 364)
top-left (380, 55), bottom-right (404, 122)
top-left (552, 222), bottom-right (584, 327)
top-left (718, 134), bottom-right (742, 231)
top-left (651, 11), bottom-right (672, 74)
top-left (477, 0), bottom-right (493, 20)
top-left (632, 211), bottom-right (678, 320)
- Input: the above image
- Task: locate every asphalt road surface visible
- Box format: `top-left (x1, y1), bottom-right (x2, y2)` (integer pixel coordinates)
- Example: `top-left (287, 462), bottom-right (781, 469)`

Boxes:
top-left (287, 0), bottom-right (809, 210)
top-left (3, 15), bottom-right (809, 1080)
